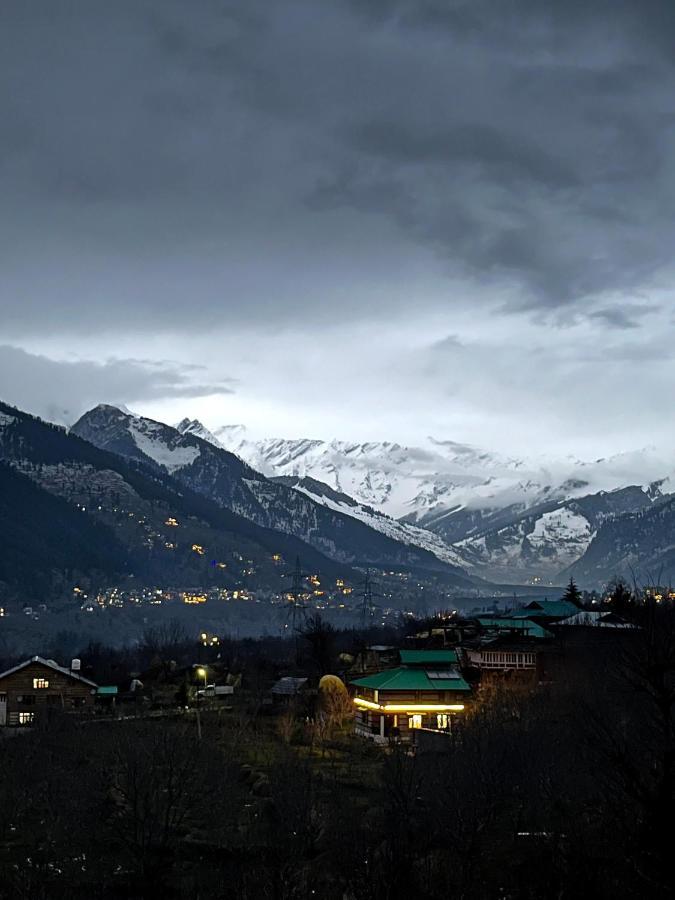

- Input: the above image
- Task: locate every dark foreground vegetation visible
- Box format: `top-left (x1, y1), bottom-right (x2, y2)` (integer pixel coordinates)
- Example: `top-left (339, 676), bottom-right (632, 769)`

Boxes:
top-left (1, 601), bottom-right (675, 899)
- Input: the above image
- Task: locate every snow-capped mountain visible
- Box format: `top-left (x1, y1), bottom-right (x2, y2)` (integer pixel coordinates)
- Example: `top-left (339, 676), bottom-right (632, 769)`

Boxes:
top-left (271, 474), bottom-right (469, 571)
top-left (175, 419), bottom-right (673, 583)
top-left (189, 424), bottom-right (529, 521)
top-left (71, 406), bottom-right (475, 585)
top-left (453, 486), bottom-right (659, 582)
top-left (182, 421), bottom-right (672, 519)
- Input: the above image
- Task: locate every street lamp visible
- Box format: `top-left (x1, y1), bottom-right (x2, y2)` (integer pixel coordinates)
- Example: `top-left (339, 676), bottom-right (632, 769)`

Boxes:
top-left (195, 666), bottom-right (207, 741)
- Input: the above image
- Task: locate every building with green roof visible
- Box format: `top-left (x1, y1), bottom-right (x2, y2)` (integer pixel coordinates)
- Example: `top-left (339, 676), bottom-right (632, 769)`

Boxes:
top-left (477, 618), bottom-right (553, 640)
top-left (350, 649), bottom-right (471, 743)
top-left (398, 649), bottom-right (459, 666)
top-left (507, 599), bottom-right (580, 620)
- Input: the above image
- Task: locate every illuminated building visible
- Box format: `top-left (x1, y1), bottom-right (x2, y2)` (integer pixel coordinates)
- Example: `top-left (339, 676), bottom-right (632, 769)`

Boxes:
top-left (0, 657), bottom-right (97, 727)
top-left (350, 649), bottom-right (470, 743)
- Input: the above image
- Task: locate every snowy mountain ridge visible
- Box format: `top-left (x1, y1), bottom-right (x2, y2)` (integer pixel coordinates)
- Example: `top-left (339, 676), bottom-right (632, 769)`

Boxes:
top-left (175, 418), bottom-right (673, 582)
top-left (176, 419), bottom-right (673, 521)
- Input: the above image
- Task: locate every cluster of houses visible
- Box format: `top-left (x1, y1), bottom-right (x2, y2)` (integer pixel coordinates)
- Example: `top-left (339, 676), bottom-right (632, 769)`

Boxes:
top-left (0, 597), bottom-right (636, 742)
top-left (0, 656), bottom-right (232, 727)
top-left (346, 598), bottom-right (636, 744)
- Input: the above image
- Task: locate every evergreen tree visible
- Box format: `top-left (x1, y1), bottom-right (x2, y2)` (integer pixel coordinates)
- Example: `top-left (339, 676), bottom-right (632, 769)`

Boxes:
top-left (562, 576), bottom-right (583, 606)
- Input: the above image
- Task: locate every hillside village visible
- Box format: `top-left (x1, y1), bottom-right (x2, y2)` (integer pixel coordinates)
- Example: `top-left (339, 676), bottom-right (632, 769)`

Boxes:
top-left (0, 580), bottom-right (630, 736)
top-left (1, 576), bottom-right (668, 897)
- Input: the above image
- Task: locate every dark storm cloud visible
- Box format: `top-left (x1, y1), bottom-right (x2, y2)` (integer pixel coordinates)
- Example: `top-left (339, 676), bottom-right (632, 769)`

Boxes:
top-left (351, 123), bottom-right (580, 190)
top-left (0, 346), bottom-right (233, 425)
top-left (589, 304), bottom-right (661, 330)
top-left (1, 0), bottom-right (675, 336)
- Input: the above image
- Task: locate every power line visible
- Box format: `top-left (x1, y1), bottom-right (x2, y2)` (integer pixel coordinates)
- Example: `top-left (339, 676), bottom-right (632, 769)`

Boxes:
top-left (358, 569), bottom-right (381, 629)
top-left (282, 555), bottom-right (310, 634)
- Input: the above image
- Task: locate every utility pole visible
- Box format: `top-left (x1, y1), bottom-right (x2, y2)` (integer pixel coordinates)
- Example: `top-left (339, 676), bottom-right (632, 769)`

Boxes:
top-left (287, 556), bottom-right (309, 632)
top-left (281, 556), bottom-right (311, 663)
top-left (358, 569), bottom-right (380, 629)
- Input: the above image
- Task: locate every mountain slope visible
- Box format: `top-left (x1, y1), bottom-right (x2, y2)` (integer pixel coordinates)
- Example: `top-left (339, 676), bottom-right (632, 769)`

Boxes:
top-left (0, 401), bottom-right (357, 597)
top-left (72, 406), bottom-right (476, 585)
top-left (0, 462), bottom-right (130, 596)
top-left (567, 493), bottom-right (675, 587)
top-left (454, 486), bottom-right (658, 582)
top-left (272, 474), bottom-right (469, 570)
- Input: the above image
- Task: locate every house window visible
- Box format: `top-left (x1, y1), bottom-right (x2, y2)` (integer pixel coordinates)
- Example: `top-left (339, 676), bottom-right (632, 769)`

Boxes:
top-left (18, 712), bottom-right (34, 725)
top-left (436, 714), bottom-right (449, 730)
top-left (33, 678), bottom-right (49, 689)
top-left (408, 714), bottom-right (423, 729)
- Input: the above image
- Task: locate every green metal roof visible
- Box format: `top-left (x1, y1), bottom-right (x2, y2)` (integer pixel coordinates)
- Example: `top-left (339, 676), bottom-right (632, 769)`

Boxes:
top-left (508, 600), bottom-right (579, 619)
top-left (350, 666), bottom-right (470, 692)
top-left (477, 617), bottom-right (553, 639)
top-left (399, 649), bottom-right (458, 665)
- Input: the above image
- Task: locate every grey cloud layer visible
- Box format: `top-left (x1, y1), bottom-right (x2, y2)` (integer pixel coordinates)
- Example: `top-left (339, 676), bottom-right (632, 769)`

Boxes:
top-left (2, 0), bottom-right (675, 337)
top-left (0, 346), bottom-right (233, 425)
top-left (2, 0), bottom-right (675, 455)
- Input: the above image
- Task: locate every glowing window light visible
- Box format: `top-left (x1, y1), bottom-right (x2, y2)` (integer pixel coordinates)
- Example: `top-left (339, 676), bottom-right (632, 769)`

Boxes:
top-left (353, 697), bottom-right (465, 713)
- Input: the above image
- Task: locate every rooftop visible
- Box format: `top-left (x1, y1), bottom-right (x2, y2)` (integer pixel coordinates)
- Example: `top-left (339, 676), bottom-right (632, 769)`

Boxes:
top-left (507, 600), bottom-right (580, 620)
top-left (0, 656), bottom-right (98, 688)
top-left (556, 610), bottom-right (638, 629)
top-left (477, 617), bottom-right (553, 639)
top-left (271, 676), bottom-right (308, 696)
top-left (351, 666), bottom-right (470, 692)
top-left (399, 649), bottom-right (459, 666)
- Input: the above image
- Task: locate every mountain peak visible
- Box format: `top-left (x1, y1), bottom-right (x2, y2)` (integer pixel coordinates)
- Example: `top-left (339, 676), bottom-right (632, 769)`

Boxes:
top-left (175, 418), bottom-right (223, 448)
top-left (73, 405), bottom-right (203, 474)
top-left (90, 403), bottom-right (132, 415)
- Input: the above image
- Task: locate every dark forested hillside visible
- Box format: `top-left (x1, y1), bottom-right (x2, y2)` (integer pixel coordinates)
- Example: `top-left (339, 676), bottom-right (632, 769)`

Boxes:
top-left (0, 463), bottom-right (130, 595)
top-left (0, 401), bottom-right (354, 598)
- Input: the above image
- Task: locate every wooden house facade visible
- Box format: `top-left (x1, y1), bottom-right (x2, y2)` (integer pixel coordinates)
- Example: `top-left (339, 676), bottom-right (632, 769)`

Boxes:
top-left (462, 616), bottom-right (555, 685)
top-left (0, 657), bottom-right (97, 726)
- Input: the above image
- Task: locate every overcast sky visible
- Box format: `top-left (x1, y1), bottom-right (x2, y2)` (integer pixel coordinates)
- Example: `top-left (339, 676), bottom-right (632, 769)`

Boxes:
top-left (2, 0), bottom-right (675, 457)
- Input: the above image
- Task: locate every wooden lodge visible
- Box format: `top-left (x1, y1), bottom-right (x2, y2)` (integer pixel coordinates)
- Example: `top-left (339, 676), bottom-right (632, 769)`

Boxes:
top-left (461, 617), bottom-right (554, 685)
top-left (349, 649), bottom-right (471, 743)
top-left (0, 656), bottom-right (98, 726)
